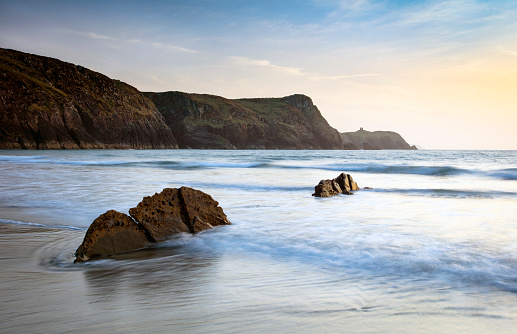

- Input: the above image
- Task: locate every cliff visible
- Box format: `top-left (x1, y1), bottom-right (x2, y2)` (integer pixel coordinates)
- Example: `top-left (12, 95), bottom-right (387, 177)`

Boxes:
top-left (0, 48), bottom-right (178, 149)
top-left (0, 48), bottom-right (416, 151)
top-left (145, 91), bottom-right (343, 149)
top-left (340, 129), bottom-right (417, 150)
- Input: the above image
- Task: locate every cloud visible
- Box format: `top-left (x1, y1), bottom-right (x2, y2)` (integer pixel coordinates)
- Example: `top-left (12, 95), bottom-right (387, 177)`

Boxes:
top-left (150, 42), bottom-right (198, 54)
top-left (81, 32), bottom-right (118, 40)
top-left (227, 56), bottom-right (378, 82)
top-left (314, 73), bottom-right (379, 80)
top-left (71, 30), bottom-right (197, 54)
top-left (498, 45), bottom-right (517, 56)
top-left (227, 56), bottom-right (303, 75)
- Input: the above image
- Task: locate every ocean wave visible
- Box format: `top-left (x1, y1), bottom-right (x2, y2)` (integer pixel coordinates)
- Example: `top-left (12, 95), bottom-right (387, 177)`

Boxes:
top-left (2, 153), bottom-right (516, 181)
top-left (488, 168), bottom-right (517, 180)
top-left (187, 182), bottom-right (311, 193)
top-left (292, 164), bottom-right (517, 180)
top-left (197, 230), bottom-right (517, 294)
top-left (0, 155), bottom-right (46, 162)
top-left (372, 188), bottom-right (517, 199)
top-left (0, 218), bottom-right (86, 231)
top-left (314, 164), bottom-right (472, 176)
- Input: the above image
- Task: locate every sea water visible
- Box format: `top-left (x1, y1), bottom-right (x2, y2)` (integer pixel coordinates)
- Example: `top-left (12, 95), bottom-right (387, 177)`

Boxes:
top-left (0, 149), bottom-right (516, 333)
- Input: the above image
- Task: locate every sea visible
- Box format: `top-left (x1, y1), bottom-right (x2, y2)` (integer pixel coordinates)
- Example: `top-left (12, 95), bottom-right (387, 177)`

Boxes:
top-left (0, 149), bottom-right (516, 333)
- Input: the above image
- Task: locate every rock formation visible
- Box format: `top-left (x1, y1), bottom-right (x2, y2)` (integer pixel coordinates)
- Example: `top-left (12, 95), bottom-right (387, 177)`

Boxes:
top-left (144, 91), bottom-right (343, 149)
top-left (313, 173), bottom-right (359, 197)
top-left (340, 128), bottom-right (417, 150)
top-left (74, 210), bottom-right (152, 262)
top-left (1, 48), bottom-right (418, 151)
top-left (0, 48), bottom-right (178, 149)
top-left (75, 187), bottom-right (230, 262)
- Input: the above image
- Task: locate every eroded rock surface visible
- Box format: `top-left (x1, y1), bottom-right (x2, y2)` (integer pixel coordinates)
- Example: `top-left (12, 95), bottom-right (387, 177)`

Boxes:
top-left (313, 173), bottom-right (359, 197)
top-left (75, 187), bottom-right (231, 262)
top-left (129, 188), bottom-right (190, 242)
top-left (75, 210), bottom-right (152, 262)
top-left (128, 187), bottom-right (230, 241)
top-left (179, 187), bottom-right (231, 233)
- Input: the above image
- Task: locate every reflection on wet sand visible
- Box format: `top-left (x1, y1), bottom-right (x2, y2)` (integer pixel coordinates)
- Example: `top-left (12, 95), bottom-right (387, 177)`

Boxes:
top-left (83, 246), bottom-right (220, 301)
top-left (0, 223), bottom-right (222, 333)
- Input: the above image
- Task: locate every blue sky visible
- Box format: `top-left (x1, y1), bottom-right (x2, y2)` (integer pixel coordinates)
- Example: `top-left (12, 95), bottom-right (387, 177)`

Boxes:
top-left (2, 0), bottom-right (517, 149)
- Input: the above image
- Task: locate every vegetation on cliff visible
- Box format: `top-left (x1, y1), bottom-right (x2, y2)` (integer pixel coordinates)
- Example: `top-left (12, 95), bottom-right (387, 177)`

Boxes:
top-left (145, 91), bottom-right (343, 149)
top-left (0, 48), bottom-right (178, 149)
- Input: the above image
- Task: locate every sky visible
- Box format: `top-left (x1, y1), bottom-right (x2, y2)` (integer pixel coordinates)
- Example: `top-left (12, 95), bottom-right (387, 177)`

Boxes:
top-left (1, 0), bottom-right (516, 149)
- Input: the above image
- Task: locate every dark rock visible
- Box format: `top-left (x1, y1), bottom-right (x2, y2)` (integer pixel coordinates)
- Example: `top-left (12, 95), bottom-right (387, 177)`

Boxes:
top-left (75, 210), bottom-right (152, 262)
top-left (75, 187), bottom-right (231, 261)
top-left (340, 128), bottom-right (416, 150)
top-left (313, 173), bottom-right (359, 197)
top-left (129, 188), bottom-right (190, 242)
top-left (179, 186), bottom-right (231, 233)
top-left (334, 172), bottom-right (359, 194)
top-left (313, 179), bottom-right (342, 197)
top-left (128, 187), bottom-right (231, 241)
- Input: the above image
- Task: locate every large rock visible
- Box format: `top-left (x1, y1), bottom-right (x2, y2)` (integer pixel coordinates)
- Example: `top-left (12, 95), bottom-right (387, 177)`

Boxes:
top-left (313, 173), bottom-right (359, 197)
top-left (179, 186), bottom-right (231, 233)
top-left (75, 187), bottom-right (231, 262)
top-left (313, 179), bottom-right (342, 197)
top-left (75, 210), bottom-right (152, 262)
top-left (128, 187), bottom-right (231, 241)
top-left (129, 188), bottom-right (190, 242)
top-left (335, 173), bottom-right (359, 194)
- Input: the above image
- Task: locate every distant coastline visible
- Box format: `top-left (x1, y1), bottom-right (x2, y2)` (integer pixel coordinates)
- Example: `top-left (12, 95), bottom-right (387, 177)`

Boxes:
top-left (0, 48), bottom-right (415, 150)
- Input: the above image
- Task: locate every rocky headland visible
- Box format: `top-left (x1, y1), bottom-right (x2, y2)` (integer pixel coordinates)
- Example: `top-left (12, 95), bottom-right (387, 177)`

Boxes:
top-left (0, 48), bottom-right (178, 149)
top-left (340, 128), bottom-right (417, 150)
top-left (1, 48), bottom-right (415, 150)
top-left (145, 91), bottom-right (343, 149)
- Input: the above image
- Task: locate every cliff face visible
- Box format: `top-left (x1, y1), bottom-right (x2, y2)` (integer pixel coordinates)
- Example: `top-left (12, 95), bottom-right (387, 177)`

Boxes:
top-left (340, 129), bottom-right (417, 150)
top-left (0, 48), bottom-right (178, 149)
top-left (0, 48), bottom-right (416, 151)
top-left (145, 91), bottom-right (343, 149)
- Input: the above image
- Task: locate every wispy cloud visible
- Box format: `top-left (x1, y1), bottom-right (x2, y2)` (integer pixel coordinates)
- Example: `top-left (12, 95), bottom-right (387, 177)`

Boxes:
top-left (393, 0), bottom-right (484, 25)
top-left (228, 56), bottom-right (303, 75)
top-left (227, 56), bottom-right (378, 81)
top-left (498, 45), bottom-right (517, 56)
top-left (150, 42), bottom-right (198, 54)
top-left (71, 30), bottom-right (197, 54)
top-left (314, 73), bottom-right (379, 80)
top-left (81, 32), bottom-right (118, 40)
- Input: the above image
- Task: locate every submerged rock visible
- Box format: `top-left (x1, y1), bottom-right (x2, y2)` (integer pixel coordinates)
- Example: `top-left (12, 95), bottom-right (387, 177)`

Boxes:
top-left (75, 187), bottom-right (231, 262)
top-left (313, 173), bottom-right (359, 197)
top-left (313, 179), bottom-right (342, 197)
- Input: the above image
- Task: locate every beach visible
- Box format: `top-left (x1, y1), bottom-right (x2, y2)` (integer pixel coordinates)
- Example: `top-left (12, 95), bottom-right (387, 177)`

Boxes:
top-left (1, 149), bottom-right (516, 333)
